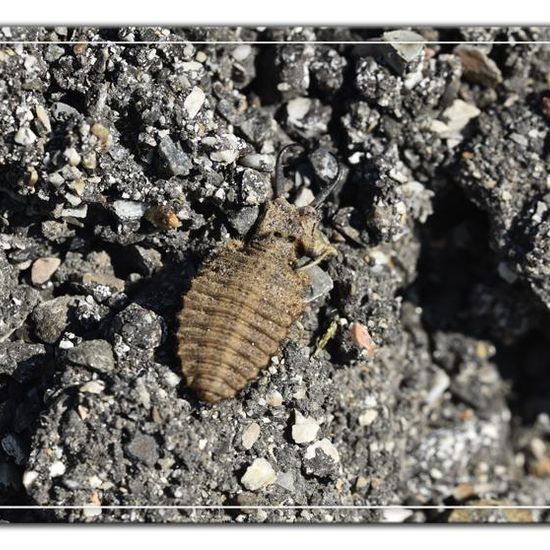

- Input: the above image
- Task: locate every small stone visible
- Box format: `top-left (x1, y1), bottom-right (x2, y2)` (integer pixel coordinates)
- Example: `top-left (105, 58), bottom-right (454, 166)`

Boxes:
top-left (241, 458), bottom-right (276, 491)
top-left (14, 127), bottom-right (37, 146)
top-left (425, 369), bottom-right (451, 408)
top-left (77, 405), bottom-right (90, 420)
top-left (266, 390), bottom-right (283, 407)
top-left (158, 135), bottom-right (191, 177)
top-left (35, 105), bottom-right (51, 132)
top-left (349, 322), bottom-right (377, 356)
top-left (455, 45), bottom-right (503, 88)
top-left (195, 51), bottom-right (207, 63)
top-left (292, 411), bottom-right (320, 444)
top-left (1, 433), bottom-right (27, 465)
top-left (294, 187), bottom-right (315, 208)
top-left (45, 44), bottom-right (65, 62)
top-left (82, 152), bottom-right (97, 170)
top-left (227, 206), bottom-right (260, 235)
top-left (125, 432), bottom-right (159, 466)
top-left (0, 341), bottom-right (49, 381)
top-left (381, 30), bottom-right (426, 74)
top-left (358, 409), bottom-right (379, 427)
top-left (242, 422), bottom-right (261, 450)
top-left (49, 460), bottom-right (66, 477)
top-left (79, 380), bottom-right (105, 394)
top-left (433, 99), bottom-right (481, 139)
top-left (164, 370), bottom-right (181, 388)
top-left (32, 295), bottom-right (73, 344)
top-left (90, 123), bottom-right (111, 146)
top-left (112, 200), bottom-right (147, 221)
top-left (81, 272), bottom-right (125, 294)
top-left (239, 153), bottom-right (275, 172)
top-left (83, 505), bottom-right (102, 518)
top-left (303, 439), bottom-right (340, 478)
top-left (498, 261), bottom-right (518, 284)
top-left (355, 475), bottom-right (369, 490)
top-left (381, 509), bottom-right (413, 523)
top-left (184, 86), bottom-right (205, 119)
top-left (63, 147), bottom-right (81, 166)
top-left (111, 303), bottom-right (163, 350)
top-left (304, 265), bottom-right (333, 303)
top-left (60, 205), bottom-right (88, 218)
top-left (276, 471), bottom-right (295, 492)
top-left (22, 470), bottom-right (38, 489)
top-left (73, 42), bottom-right (88, 55)
top-left (50, 102), bottom-right (79, 120)
top-left (31, 256), bottom-right (61, 285)
top-left (25, 167), bottom-right (39, 188)
top-left (210, 149), bottom-right (238, 164)
top-left (232, 44), bottom-right (252, 61)
top-left (65, 340), bottom-right (115, 373)
top-left (287, 97), bottom-right (312, 124)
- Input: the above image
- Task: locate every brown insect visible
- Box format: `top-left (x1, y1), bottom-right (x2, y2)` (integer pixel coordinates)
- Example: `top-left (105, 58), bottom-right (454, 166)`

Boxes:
top-left (177, 145), bottom-right (340, 403)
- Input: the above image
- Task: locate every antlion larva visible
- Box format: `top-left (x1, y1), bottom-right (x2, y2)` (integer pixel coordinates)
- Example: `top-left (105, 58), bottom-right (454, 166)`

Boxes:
top-left (177, 145), bottom-right (340, 403)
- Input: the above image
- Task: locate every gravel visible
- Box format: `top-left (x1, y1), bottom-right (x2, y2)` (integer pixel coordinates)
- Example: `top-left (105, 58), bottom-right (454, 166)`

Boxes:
top-left (0, 25), bottom-right (550, 524)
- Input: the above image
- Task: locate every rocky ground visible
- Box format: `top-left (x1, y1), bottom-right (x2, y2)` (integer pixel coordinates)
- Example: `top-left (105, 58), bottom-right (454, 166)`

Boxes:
top-left (1, 26), bottom-right (550, 523)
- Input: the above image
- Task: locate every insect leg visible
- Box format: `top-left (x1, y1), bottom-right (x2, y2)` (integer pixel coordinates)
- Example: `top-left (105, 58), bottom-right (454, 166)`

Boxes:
top-left (274, 143), bottom-right (305, 197)
top-left (310, 152), bottom-right (341, 209)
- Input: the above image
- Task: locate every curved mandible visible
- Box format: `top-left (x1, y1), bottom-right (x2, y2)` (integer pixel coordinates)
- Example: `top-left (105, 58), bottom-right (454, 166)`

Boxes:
top-left (274, 143), bottom-right (306, 198)
top-left (310, 151), bottom-right (341, 209)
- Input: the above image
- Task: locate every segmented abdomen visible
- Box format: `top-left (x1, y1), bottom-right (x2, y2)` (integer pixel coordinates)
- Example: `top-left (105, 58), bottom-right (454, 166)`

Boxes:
top-left (177, 240), bottom-right (308, 402)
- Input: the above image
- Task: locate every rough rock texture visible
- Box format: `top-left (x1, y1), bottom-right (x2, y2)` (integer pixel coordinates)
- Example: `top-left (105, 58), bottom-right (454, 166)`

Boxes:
top-left (1, 26), bottom-right (550, 523)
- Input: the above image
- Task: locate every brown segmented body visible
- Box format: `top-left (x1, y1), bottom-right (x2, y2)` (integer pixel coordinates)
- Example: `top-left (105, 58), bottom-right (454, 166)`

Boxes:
top-left (177, 196), bottom-right (335, 403)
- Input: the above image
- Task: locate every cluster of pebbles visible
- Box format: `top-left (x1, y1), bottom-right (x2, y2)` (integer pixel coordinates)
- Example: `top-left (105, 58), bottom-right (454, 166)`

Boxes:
top-left (1, 26), bottom-right (550, 523)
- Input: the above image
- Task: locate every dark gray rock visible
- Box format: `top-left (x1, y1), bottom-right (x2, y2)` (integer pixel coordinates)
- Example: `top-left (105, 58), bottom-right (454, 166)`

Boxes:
top-left (0, 342), bottom-right (50, 383)
top-left (158, 135), bottom-right (192, 177)
top-left (0, 251), bottom-right (39, 343)
top-left (125, 432), bottom-right (159, 466)
top-left (111, 303), bottom-right (163, 350)
top-left (65, 340), bottom-right (115, 374)
top-left (32, 296), bottom-right (74, 344)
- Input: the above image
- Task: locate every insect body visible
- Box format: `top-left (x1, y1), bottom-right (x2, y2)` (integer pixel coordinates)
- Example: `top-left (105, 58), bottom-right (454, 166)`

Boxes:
top-left (177, 147), bottom-right (339, 403)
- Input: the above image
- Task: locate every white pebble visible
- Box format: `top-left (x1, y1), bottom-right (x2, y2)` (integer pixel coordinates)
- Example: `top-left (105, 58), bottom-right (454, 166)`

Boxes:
top-left (239, 153), bottom-right (275, 172)
top-left (164, 371), bottom-right (181, 388)
top-left (59, 339), bottom-right (74, 350)
top-left (210, 149), bottom-right (238, 164)
top-left (83, 505), bottom-right (102, 518)
top-left (49, 460), bottom-right (66, 477)
top-left (22, 470), bottom-right (39, 489)
top-left (381, 508), bottom-right (413, 523)
top-left (292, 411), bottom-right (320, 444)
top-left (184, 86), bottom-right (205, 119)
top-left (88, 475), bottom-right (103, 489)
top-left (31, 256), bottom-right (61, 285)
top-left (232, 44), bottom-right (252, 61)
top-left (35, 105), bottom-right (51, 132)
top-left (266, 390), bottom-right (283, 407)
top-left (294, 187), bottom-right (315, 208)
top-left (287, 97), bottom-right (311, 123)
top-left (112, 200), bottom-right (147, 221)
top-left (79, 380), bottom-right (105, 394)
top-left (241, 458), bottom-right (276, 491)
top-left (63, 147), bottom-right (81, 166)
top-left (14, 127), bottom-right (37, 146)
top-left (242, 422), bottom-right (261, 450)
top-left (276, 471), bottom-right (295, 492)
top-left (358, 409), bottom-right (379, 427)
top-left (304, 439), bottom-right (340, 463)
top-left (425, 369), bottom-right (451, 408)
top-left (60, 205), bottom-right (88, 218)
